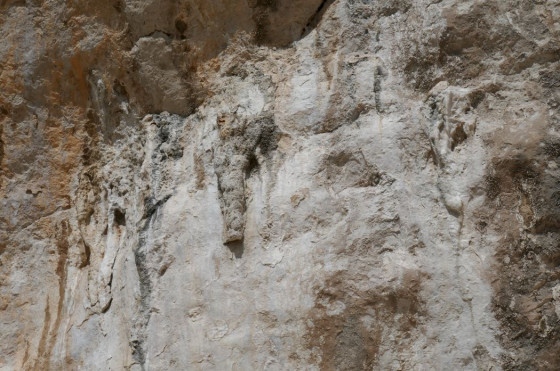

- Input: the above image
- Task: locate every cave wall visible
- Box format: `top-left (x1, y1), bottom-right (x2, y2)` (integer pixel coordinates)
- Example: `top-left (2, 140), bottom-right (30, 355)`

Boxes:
top-left (0, 0), bottom-right (559, 369)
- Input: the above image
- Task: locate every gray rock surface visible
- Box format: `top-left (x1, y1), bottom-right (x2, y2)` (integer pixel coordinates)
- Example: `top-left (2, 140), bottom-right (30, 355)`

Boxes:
top-left (1, 0), bottom-right (559, 369)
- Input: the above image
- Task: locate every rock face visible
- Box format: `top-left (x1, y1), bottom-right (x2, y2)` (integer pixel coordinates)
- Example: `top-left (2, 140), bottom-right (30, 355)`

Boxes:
top-left (1, 0), bottom-right (559, 369)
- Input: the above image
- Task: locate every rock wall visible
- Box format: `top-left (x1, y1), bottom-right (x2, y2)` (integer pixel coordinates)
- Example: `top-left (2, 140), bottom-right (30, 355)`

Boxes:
top-left (1, 0), bottom-right (559, 369)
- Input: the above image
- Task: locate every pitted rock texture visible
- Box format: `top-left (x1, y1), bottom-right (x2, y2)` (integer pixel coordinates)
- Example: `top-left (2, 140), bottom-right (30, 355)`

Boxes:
top-left (1, 0), bottom-right (560, 370)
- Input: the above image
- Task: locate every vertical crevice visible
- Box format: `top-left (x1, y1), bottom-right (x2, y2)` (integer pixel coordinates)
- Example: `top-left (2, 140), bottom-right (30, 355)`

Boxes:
top-left (301, 0), bottom-right (334, 38)
top-left (374, 65), bottom-right (385, 113)
top-left (132, 246), bottom-right (151, 369)
top-left (131, 195), bottom-right (169, 369)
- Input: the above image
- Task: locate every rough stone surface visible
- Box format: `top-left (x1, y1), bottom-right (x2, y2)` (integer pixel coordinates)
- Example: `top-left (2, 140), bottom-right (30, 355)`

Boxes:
top-left (1, 0), bottom-right (559, 370)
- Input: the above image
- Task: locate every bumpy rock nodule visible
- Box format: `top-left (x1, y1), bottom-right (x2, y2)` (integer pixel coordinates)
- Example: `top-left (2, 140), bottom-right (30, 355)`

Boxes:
top-left (0, 0), bottom-right (559, 369)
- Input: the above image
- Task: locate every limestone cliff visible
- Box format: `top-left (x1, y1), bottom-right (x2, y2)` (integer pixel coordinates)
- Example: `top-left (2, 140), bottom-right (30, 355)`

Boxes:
top-left (1, 0), bottom-right (559, 370)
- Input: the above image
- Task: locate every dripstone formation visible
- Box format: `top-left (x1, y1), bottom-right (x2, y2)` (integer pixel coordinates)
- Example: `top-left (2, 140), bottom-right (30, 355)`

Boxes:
top-left (1, 0), bottom-right (559, 369)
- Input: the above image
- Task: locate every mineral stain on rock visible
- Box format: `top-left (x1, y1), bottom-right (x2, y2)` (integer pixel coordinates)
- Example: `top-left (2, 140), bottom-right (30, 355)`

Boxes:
top-left (305, 270), bottom-right (427, 370)
top-left (484, 149), bottom-right (560, 369)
